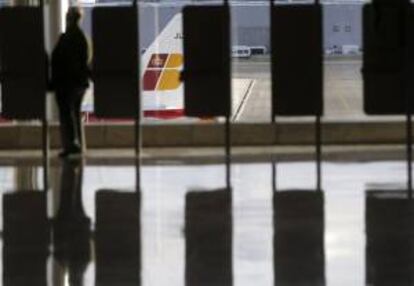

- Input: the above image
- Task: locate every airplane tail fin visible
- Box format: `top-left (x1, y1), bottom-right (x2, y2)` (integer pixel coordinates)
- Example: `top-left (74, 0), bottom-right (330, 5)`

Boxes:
top-left (141, 13), bottom-right (184, 119)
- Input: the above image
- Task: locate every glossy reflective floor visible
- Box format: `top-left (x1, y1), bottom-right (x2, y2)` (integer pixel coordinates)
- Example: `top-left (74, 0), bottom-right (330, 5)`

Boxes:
top-left (1, 159), bottom-right (413, 285)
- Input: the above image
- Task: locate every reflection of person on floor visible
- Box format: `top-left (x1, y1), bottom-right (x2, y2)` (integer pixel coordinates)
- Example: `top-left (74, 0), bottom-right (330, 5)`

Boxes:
top-left (54, 158), bottom-right (91, 286)
top-left (55, 158), bottom-right (89, 222)
top-left (51, 6), bottom-right (92, 158)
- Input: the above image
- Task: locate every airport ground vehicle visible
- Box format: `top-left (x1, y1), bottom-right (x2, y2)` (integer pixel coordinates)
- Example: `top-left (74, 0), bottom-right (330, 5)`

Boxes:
top-left (231, 45), bottom-right (252, 59)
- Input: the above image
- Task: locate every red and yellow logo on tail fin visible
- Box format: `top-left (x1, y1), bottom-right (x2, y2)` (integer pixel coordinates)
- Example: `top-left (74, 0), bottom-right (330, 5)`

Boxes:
top-left (143, 53), bottom-right (183, 91)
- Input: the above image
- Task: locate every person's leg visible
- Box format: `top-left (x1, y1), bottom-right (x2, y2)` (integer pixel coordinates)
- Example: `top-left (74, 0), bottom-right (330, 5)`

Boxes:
top-left (56, 89), bottom-right (75, 153)
top-left (72, 88), bottom-right (86, 152)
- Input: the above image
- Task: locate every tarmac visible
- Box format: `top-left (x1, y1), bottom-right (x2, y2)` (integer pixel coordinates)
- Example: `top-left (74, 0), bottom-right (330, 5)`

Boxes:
top-left (233, 55), bottom-right (399, 122)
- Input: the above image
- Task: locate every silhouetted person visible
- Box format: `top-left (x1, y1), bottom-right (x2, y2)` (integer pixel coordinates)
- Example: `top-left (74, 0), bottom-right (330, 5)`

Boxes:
top-left (51, 7), bottom-right (92, 158)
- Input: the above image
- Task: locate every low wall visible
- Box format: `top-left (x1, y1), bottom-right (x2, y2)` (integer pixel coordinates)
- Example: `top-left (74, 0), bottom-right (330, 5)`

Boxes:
top-left (0, 120), bottom-right (410, 149)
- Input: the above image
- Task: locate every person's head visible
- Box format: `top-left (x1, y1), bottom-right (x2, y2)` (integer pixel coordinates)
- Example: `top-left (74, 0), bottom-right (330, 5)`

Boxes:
top-left (66, 6), bottom-right (83, 28)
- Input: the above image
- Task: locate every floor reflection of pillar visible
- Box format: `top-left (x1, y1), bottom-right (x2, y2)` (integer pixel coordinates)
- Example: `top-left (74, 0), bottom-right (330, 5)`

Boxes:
top-left (273, 190), bottom-right (325, 286)
top-left (366, 190), bottom-right (414, 286)
top-left (185, 189), bottom-right (232, 286)
top-left (3, 191), bottom-right (49, 286)
top-left (95, 190), bottom-right (141, 286)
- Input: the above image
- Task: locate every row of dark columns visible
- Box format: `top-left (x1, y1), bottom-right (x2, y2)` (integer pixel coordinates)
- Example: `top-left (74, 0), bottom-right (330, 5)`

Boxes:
top-left (1, 1), bottom-right (414, 285)
top-left (2, 0), bottom-right (414, 191)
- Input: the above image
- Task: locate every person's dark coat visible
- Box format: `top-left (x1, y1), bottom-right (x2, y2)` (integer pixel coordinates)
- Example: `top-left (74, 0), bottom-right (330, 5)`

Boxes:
top-left (51, 26), bottom-right (91, 90)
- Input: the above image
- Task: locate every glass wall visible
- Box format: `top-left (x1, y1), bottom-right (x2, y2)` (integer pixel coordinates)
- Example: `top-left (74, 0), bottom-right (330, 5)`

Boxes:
top-left (77, 0), bottom-right (371, 124)
top-left (0, 0), bottom-right (404, 131)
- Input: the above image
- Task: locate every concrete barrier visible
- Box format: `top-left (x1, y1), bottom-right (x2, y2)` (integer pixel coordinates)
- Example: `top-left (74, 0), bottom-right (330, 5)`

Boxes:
top-left (0, 120), bottom-right (410, 149)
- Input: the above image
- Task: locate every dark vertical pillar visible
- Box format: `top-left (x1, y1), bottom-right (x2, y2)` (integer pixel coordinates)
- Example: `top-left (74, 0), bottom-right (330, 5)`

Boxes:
top-left (185, 189), bottom-right (232, 286)
top-left (273, 190), bottom-right (325, 285)
top-left (183, 6), bottom-right (231, 117)
top-left (363, 1), bottom-right (414, 115)
top-left (93, 5), bottom-right (142, 194)
top-left (271, 4), bottom-right (323, 117)
top-left (3, 191), bottom-right (49, 286)
top-left (366, 190), bottom-right (414, 285)
top-left (183, 5), bottom-right (232, 188)
top-left (363, 1), bottom-right (414, 195)
top-left (95, 190), bottom-right (141, 286)
top-left (92, 7), bottom-right (139, 118)
top-left (271, 4), bottom-right (323, 188)
top-left (0, 7), bottom-right (46, 119)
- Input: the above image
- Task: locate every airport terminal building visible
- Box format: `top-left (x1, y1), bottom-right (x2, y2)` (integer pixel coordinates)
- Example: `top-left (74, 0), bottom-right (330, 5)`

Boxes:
top-left (81, 0), bottom-right (365, 54)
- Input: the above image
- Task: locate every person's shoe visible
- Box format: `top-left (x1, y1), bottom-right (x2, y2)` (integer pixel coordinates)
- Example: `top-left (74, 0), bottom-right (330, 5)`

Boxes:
top-left (58, 146), bottom-right (82, 159)
top-left (58, 150), bottom-right (71, 158)
top-left (67, 149), bottom-right (82, 159)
